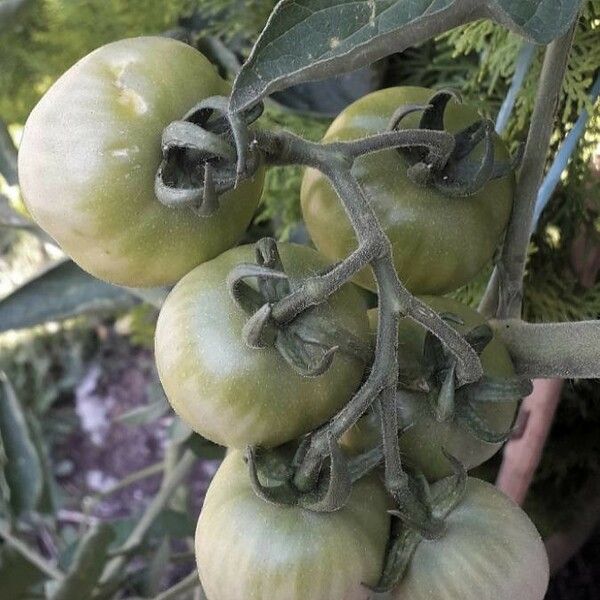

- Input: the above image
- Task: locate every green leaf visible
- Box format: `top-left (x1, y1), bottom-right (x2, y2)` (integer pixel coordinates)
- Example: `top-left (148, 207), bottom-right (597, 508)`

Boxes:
top-left (0, 260), bottom-right (137, 333)
top-left (231, 0), bottom-right (467, 113)
top-left (0, 372), bottom-right (43, 515)
top-left (230, 0), bottom-right (582, 113)
top-left (484, 0), bottom-right (582, 44)
top-left (49, 523), bottom-right (114, 600)
top-left (0, 547), bottom-right (46, 599)
top-left (117, 397), bottom-right (170, 426)
top-left (144, 537), bottom-right (171, 596)
top-left (27, 414), bottom-right (60, 514)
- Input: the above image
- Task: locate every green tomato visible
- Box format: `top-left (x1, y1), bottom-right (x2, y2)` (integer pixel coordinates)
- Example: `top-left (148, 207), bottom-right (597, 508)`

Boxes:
top-left (18, 37), bottom-right (264, 287)
top-left (393, 478), bottom-right (548, 599)
top-left (343, 296), bottom-right (519, 480)
top-left (195, 451), bottom-right (391, 600)
top-left (155, 243), bottom-right (370, 448)
top-left (301, 86), bottom-right (514, 295)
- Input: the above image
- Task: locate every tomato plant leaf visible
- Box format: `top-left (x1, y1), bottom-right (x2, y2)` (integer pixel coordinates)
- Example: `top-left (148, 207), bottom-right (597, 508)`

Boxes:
top-left (144, 537), bottom-right (171, 597)
top-left (230, 0), bottom-right (582, 113)
top-left (230, 0), bottom-right (475, 113)
top-left (484, 0), bottom-right (582, 44)
top-left (0, 372), bottom-right (43, 515)
top-left (0, 546), bottom-right (46, 599)
top-left (0, 260), bottom-right (137, 333)
top-left (48, 523), bottom-right (114, 600)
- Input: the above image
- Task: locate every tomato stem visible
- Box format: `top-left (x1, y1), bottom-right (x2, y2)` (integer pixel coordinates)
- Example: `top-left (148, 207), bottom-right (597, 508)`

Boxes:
top-left (479, 20), bottom-right (579, 319)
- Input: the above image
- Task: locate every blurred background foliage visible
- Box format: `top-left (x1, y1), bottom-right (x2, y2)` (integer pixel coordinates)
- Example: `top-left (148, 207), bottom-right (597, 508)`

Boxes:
top-left (0, 0), bottom-right (599, 598)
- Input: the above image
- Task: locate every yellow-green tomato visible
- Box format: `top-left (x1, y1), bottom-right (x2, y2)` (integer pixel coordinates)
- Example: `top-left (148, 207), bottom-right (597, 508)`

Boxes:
top-left (343, 297), bottom-right (519, 480)
top-left (155, 243), bottom-right (370, 448)
top-left (393, 478), bottom-right (549, 599)
top-left (301, 87), bottom-right (514, 295)
top-left (195, 451), bottom-right (391, 600)
top-left (18, 37), bottom-right (264, 287)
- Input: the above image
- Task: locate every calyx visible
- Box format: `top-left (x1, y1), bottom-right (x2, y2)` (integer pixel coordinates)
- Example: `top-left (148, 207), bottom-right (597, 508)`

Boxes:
top-left (228, 238), bottom-right (371, 377)
top-left (372, 454), bottom-right (468, 595)
top-left (154, 96), bottom-right (263, 216)
top-left (390, 89), bottom-right (521, 196)
top-left (410, 313), bottom-right (532, 445)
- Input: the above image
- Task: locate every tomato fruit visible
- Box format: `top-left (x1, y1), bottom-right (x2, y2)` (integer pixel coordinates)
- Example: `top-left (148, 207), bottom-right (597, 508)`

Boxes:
top-left (343, 296), bottom-right (519, 480)
top-left (155, 243), bottom-right (370, 448)
top-left (301, 86), bottom-right (514, 295)
top-left (18, 37), bottom-right (264, 287)
top-left (392, 478), bottom-right (549, 599)
top-left (195, 451), bottom-right (391, 600)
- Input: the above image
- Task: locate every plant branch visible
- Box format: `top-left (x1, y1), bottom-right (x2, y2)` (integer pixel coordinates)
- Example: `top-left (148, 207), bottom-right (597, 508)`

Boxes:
top-left (100, 450), bottom-right (196, 586)
top-left (480, 21), bottom-right (578, 319)
top-left (0, 519), bottom-right (64, 581)
top-left (490, 319), bottom-right (600, 379)
top-left (251, 130), bottom-right (483, 492)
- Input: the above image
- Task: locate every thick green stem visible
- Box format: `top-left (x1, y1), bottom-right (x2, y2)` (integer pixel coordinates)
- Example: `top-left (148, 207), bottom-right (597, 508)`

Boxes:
top-left (480, 21), bottom-right (578, 318)
top-left (490, 319), bottom-right (600, 379)
top-left (290, 163), bottom-right (482, 491)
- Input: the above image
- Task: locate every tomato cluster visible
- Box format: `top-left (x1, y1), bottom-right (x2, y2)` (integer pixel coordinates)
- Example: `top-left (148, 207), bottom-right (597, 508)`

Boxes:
top-left (19, 37), bottom-right (549, 600)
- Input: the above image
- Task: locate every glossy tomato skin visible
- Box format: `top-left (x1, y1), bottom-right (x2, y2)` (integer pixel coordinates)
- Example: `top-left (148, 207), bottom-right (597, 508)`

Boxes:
top-left (343, 297), bottom-right (519, 480)
top-left (393, 478), bottom-right (549, 599)
top-left (155, 243), bottom-right (370, 448)
top-left (301, 87), bottom-right (514, 295)
top-left (18, 37), bottom-right (264, 287)
top-left (195, 451), bottom-right (391, 600)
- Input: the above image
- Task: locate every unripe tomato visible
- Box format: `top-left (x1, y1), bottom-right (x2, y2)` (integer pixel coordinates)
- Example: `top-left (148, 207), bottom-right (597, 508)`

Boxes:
top-left (343, 296), bottom-right (519, 480)
top-left (18, 37), bottom-right (264, 287)
top-left (195, 451), bottom-right (391, 600)
top-left (392, 478), bottom-right (549, 599)
top-left (155, 243), bottom-right (370, 448)
top-left (301, 87), bottom-right (514, 295)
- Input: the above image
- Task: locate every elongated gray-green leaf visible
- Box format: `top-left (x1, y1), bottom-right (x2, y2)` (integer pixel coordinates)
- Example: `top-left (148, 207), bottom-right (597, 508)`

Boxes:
top-left (0, 260), bottom-right (137, 333)
top-left (230, 0), bottom-right (581, 113)
top-left (0, 372), bottom-right (43, 515)
top-left (49, 524), bottom-right (115, 600)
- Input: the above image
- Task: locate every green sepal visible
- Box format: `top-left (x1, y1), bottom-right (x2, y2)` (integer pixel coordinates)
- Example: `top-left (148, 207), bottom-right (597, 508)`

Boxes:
top-left (461, 376), bottom-right (533, 403)
top-left (373, 455), bottom-right (468, 594)
top-left (392, 89), bottom-right (519, 197)
top-left (464, 324), bottom-right (494, 354)
top-left (455, 401), bottom-right (514, 444)
top-left (246, 436), bottom-right (353, 513)
top-left (154, 95), bottom-right (262, 213)
top-left (229, 238), bottom-right (371, 378)
top-left (431, 451), bottom-right (468, 519)
top-left (430, 363), bottom-right (456, 423)
top-left (369, 525), bottom-right (421, 594)
top-left (297, 434), bottom-right (352, 512)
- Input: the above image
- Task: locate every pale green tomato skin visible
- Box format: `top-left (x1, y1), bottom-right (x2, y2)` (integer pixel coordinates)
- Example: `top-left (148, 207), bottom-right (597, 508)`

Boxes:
top-left (343, 297), bottom-right (518, 480)
top-left (195, 451), bottom-right (391, 600)
top-left (18, 36), bottom-right (264, 287)
top-left (393, 478), bottom-right (549, 599)
top-left (301, 86), bottom-right (514, 295)
top-left (155, 243), bottom-right (370, 448)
